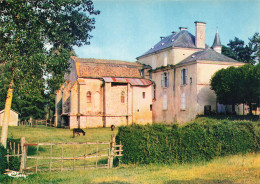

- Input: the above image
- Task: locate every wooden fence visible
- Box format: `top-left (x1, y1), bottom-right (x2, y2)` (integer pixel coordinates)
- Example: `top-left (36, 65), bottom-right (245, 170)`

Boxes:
top-left (11, 135), bottom-right (123, 173)
top-left (6, 141), bottom-right (22, 171)
top-left (18, 119), bottom-right (54, 127)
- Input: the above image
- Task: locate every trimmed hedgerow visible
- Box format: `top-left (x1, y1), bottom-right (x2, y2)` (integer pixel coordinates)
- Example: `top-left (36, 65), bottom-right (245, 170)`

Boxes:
top-left (116, 121), bottom-right (259, 164)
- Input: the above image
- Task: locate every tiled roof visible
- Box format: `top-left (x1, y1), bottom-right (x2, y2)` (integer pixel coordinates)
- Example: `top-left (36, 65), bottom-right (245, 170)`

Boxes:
top-left (137, 30), bottom-right (196, 58)
top-left (71, 57), bottom-right (142, 78)
top-left (71, 57), bottom-right (141, 66)
top-left (176, 48), bottom-right (242, 66)
top-left (103, 77), bottom-right (152, 86)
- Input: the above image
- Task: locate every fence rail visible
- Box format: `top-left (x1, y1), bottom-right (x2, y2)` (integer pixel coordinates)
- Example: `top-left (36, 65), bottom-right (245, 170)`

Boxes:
top-left (8, 135), bottom-right (123, 173)
top-left (18, 119), bottom-right (55, 127)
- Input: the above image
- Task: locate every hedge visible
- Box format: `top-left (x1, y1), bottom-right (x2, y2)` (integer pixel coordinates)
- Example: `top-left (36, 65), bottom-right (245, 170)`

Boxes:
top-left (0, 144), bottom-right (8, 174)
top-left (116, 121), bottom-right (260, 164)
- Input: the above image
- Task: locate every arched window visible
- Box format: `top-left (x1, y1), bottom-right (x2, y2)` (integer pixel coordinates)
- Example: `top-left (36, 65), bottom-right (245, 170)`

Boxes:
top-left (87, 91), bottom-right (92, 103)
top-left (121, 91), bottom-right (125, 103)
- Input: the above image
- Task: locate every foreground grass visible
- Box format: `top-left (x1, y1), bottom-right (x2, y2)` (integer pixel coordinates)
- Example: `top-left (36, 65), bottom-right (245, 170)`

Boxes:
top-left (0, 152), bottom-right (259, 184)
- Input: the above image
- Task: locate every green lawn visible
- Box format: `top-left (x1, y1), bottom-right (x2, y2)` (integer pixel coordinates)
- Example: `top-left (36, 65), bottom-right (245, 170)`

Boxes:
top-left (0, 118), bottom-right (259, 184)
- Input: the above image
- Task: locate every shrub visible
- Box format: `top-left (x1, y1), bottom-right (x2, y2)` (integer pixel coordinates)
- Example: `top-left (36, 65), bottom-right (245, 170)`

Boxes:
top-left (0, 144), bottom-right (8, 174)
top-left (8, 156), bottom-right (20, 171)
top-left (116, 121), bottom-right (259, 165)
top-left (6, 138), bottom-right (21, 171)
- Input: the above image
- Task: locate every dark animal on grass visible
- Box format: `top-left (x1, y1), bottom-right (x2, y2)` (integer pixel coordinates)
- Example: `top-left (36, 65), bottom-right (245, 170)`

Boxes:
top-left (111, 125), bottom-right (115, 131)
top-left (73, 128), bottom-right (86, 138)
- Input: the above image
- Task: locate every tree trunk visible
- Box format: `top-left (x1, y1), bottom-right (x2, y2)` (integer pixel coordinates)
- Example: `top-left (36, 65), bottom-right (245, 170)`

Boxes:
top-left (1, 81), bottom-right (14, 148)
top-left (232, 103), bottom-right (236, 115)
top-left (249, 103), bottom-right (253, 115)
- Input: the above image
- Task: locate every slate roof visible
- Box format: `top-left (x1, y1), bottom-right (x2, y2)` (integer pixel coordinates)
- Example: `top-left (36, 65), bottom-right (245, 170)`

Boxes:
top-left (176, 48), bottom-right (242, 66)
top-left (137, 30), bottom-right (196, 58)
top-left (212, 31), bottom-right (221, 47)
top-left (71, 57), bottom-right (142, 78)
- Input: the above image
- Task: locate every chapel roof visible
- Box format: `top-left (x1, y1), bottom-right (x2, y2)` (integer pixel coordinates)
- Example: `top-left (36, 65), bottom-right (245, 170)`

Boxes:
top-left (70, 57), bottom-right (142, 78)
top-left (137, 30), bottom-right (197, 59)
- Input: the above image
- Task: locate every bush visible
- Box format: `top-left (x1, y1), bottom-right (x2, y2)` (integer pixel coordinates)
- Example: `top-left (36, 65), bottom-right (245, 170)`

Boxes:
top-left (8, 156), bottom-right (20, 171)
top-left (116, 121), bottom-right (260, 165)
top-left (0, 144), bottom-right (8, 174)
top-left (6, 138), bottom-right (21, 171)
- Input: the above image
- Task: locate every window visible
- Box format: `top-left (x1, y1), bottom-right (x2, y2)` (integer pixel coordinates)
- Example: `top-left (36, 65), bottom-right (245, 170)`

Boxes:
top-left (87, 91), bottom-right (92, 103)
top-left (190, 77), bottom-right (192, 84)
top-left (152, 85), bottom-right (156, 101)
top-left (140, 69), bottom-right (144, 77)
top-left (121, 91), bottom-right (125, 103)
top-left (161, 72), bottom-right (169, 88)
top-left (180, 93), bottom-right (186, 110)
top-left (150, 104), bottom-right (152, 111)
top-left (181, 68), bottom-right (188, 85)
top-left (163, 93), bottom-right (167, 110)
top-left (142, 92), bottom-right (145, 99)
top-left (149, 72), bottom-right (152, 79)
top-left (164, 52), bottom-right (167, 66)
top-left (152, 55), bottom-right (156, 69)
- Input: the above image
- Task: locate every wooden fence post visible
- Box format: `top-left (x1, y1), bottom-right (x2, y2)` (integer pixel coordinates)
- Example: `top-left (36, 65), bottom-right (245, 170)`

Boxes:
top-left (109, 134), bottom-right (115, 168)
top-left (20, 137), bottom-right (27, 172)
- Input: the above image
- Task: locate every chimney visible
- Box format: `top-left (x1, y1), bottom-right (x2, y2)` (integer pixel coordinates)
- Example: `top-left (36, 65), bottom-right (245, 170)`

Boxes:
top-left (179, 27), bottom-right (187, 31)
top-left (194, 21), bottom-right (206, 48)
top-left (160, 36), bottom-right (165, 40)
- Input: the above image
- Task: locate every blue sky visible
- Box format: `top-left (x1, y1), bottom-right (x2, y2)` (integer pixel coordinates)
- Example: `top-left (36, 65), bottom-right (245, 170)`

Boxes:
top-left (74, 0), bottom-right (260, 62)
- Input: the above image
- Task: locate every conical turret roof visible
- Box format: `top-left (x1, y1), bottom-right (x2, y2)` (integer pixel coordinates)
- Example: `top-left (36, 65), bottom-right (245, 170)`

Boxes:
top-left (212, 30), bottom-right (221, 47)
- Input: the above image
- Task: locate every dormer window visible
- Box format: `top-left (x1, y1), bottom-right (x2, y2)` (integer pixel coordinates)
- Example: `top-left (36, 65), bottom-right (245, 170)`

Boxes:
top-left (161, 43), bottom-right (164, 46)
top-left (140, 69), bottom-right (144, 77)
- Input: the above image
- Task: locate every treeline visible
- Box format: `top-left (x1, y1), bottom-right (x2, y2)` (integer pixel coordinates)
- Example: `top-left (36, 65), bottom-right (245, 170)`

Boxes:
top-left (116, 121), bottom-right (259, 165)
top-left (210, 64), bottom-right (260, 114)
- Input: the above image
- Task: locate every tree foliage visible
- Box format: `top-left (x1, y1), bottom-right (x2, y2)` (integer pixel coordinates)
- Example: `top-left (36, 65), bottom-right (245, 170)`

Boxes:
top-left (0, 0), bottom-right (100, 119)
top-left (0, 0), bottom-right (99, 147)
top-left (210, 64), bottom-right (260, 114)
top-left (222, 36), bottom-right (258, 65)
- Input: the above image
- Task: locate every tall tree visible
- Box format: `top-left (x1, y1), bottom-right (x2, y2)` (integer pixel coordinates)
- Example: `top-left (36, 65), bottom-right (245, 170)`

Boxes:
top-left (222, 37), bottom-right (257, 64)
top-left (249, 32), bottom-right (260, 62)
top-left (0, 0), bottom-right (99, 147)
top-left (211, 64), bottom-right (260, 114)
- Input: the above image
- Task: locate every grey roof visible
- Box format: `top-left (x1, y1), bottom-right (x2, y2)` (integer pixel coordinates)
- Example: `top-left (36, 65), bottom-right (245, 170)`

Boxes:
top-left (137, 30), bottom-right (196, 58)
top-left (176, 48), bottom-right (241, 66)
top-left (212, 31), bottom-right (221, 47)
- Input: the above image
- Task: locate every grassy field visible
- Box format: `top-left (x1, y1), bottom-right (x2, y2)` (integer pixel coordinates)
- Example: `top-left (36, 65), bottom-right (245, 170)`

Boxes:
top-left (0, 117), bottom-right (259, 184)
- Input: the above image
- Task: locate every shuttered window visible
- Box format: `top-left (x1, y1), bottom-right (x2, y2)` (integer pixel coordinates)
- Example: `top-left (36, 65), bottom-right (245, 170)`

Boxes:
top-left (161, 72), bottom-right (169, 88)
top-left (181, 68), bottom-right (188, 85)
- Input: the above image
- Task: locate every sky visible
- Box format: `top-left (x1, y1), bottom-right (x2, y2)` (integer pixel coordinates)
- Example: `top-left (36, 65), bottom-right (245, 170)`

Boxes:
top-left (74, 0), bottom-right (260, 62)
